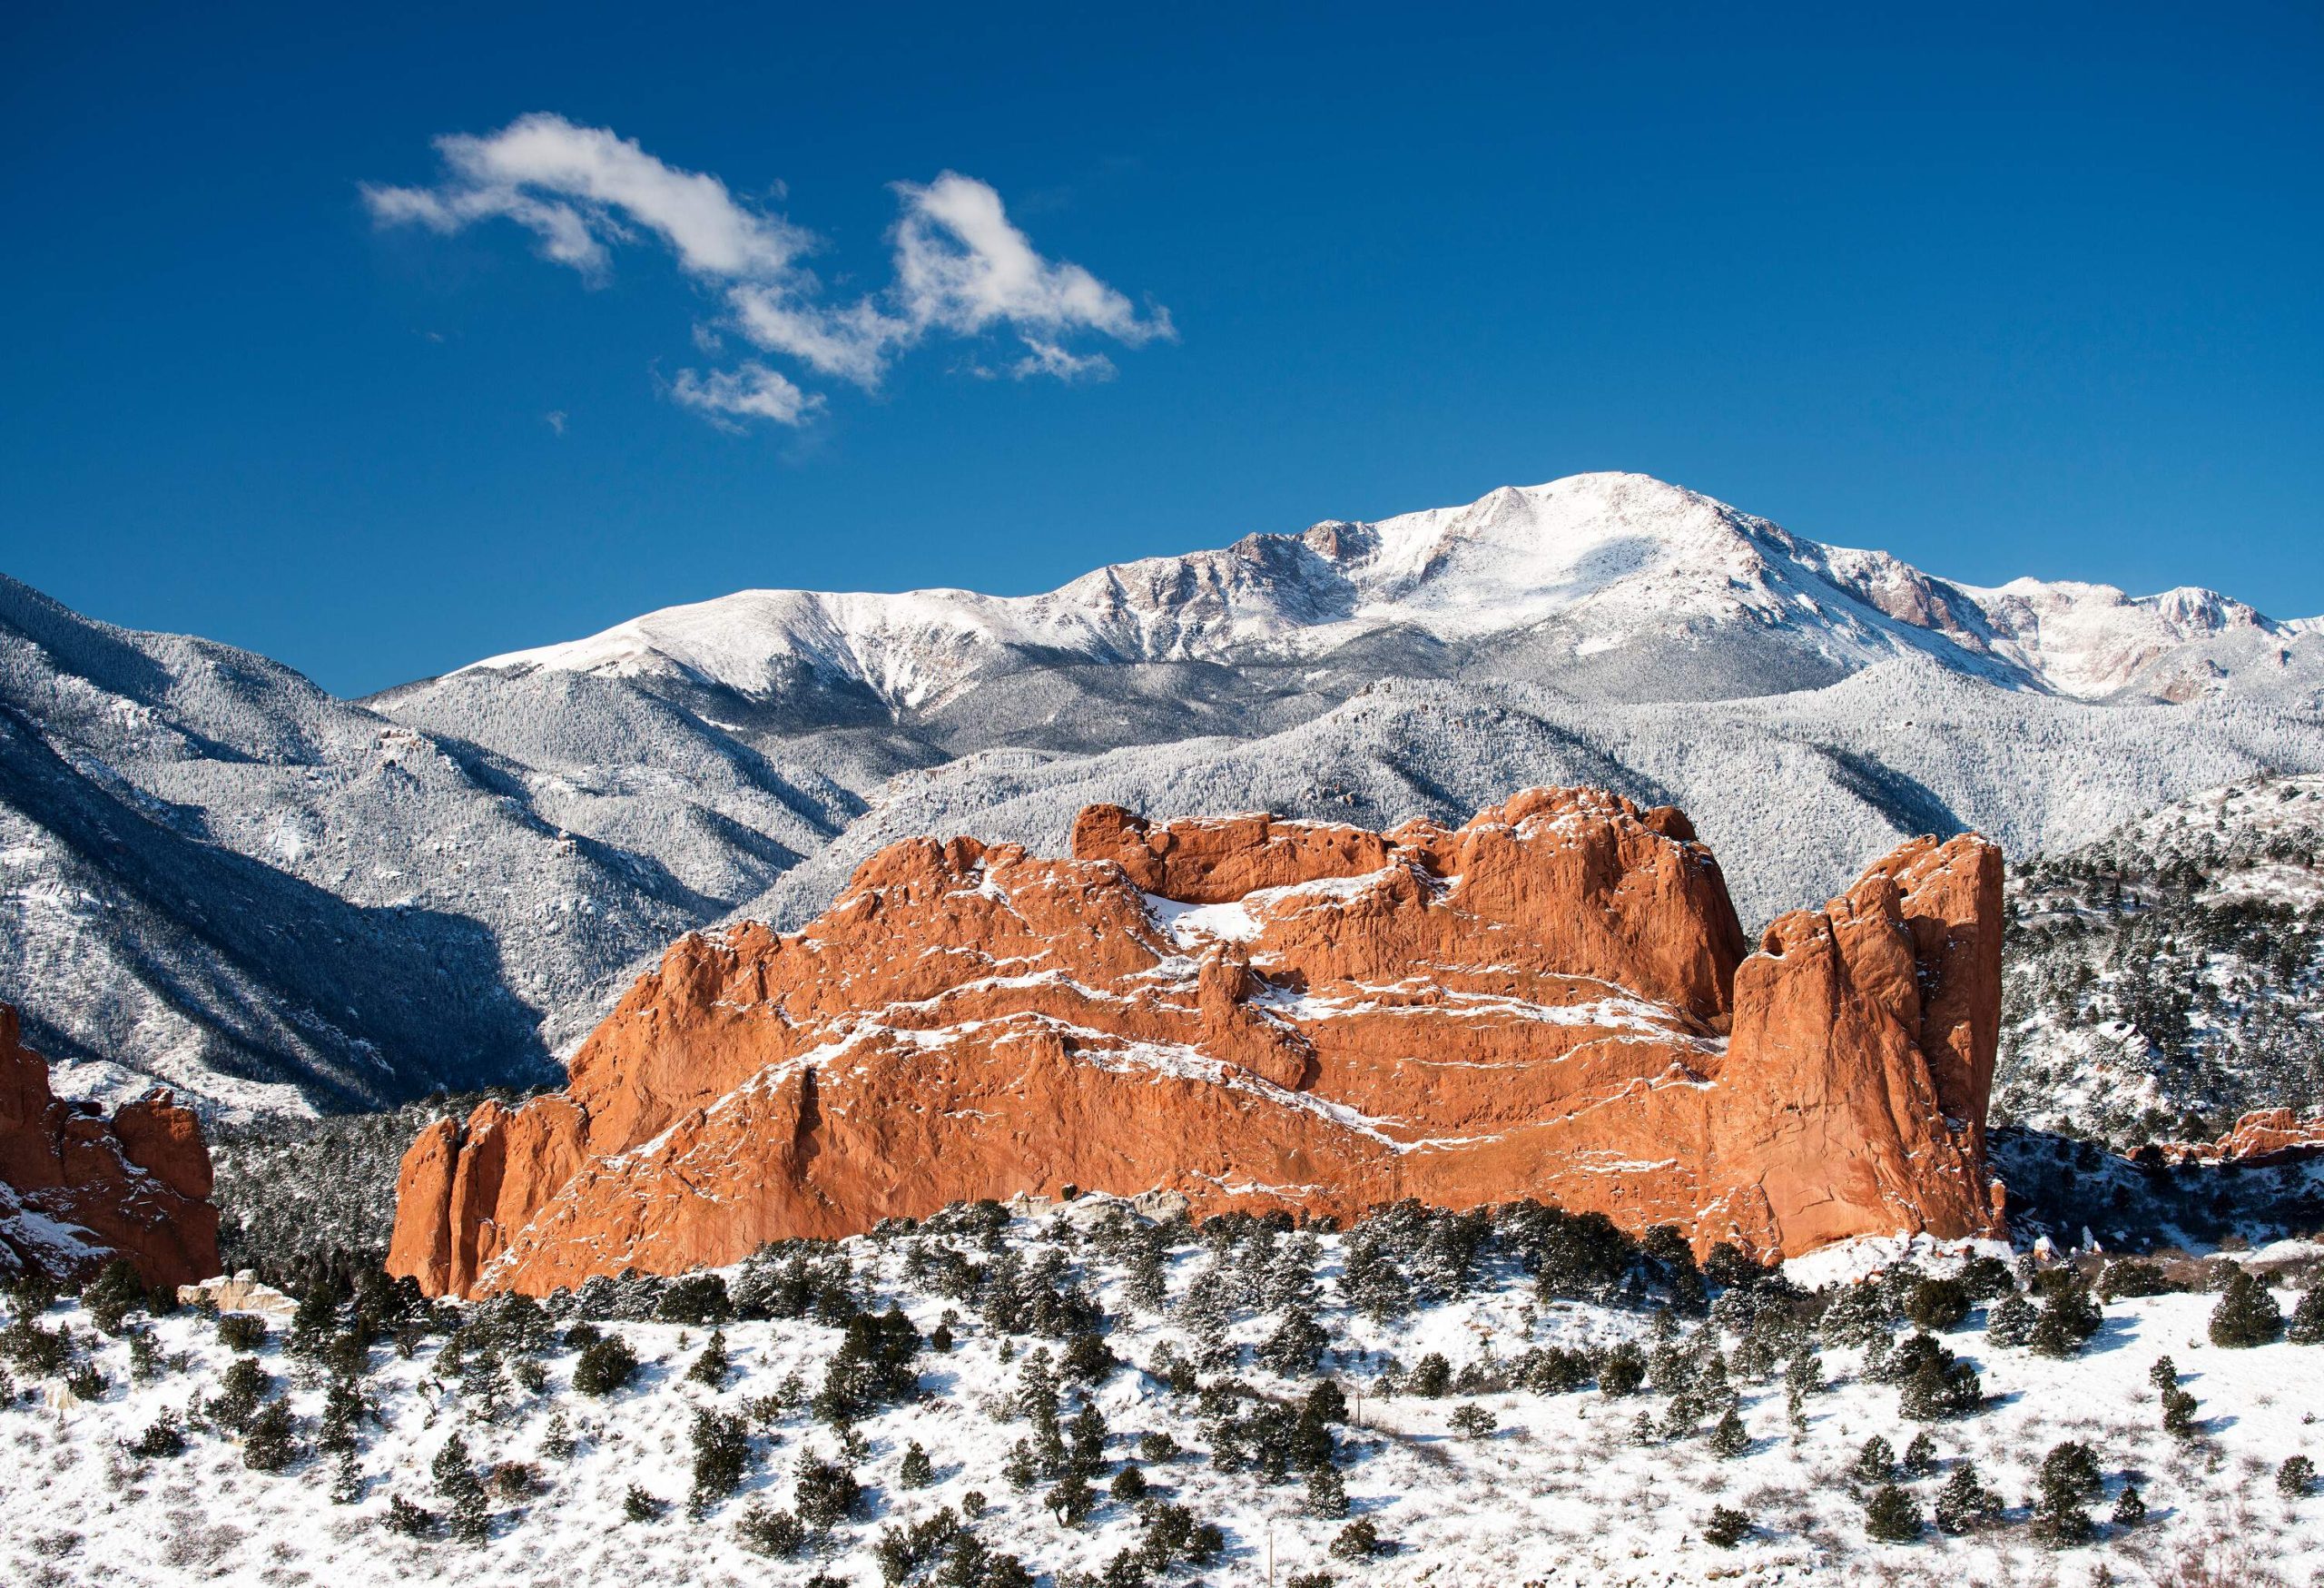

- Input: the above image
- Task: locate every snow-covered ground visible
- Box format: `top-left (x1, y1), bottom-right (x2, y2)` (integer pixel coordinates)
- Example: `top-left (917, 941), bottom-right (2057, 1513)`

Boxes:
top-left (5, 1203), bottom-right (2319, 1588)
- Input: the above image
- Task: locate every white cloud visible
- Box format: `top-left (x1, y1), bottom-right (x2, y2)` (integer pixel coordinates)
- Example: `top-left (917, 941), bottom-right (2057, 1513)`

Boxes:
top-left (666, 362), bottom-right (822, 429)
top-left (369, 119), bottom-right (1168, 429)
top-left (891, 173), bottom-right (1169, 347)
top-left (545, 409), bottom-right (568, 435)
top-left (727, 284), bottom-right (905, 387)
top-left (1010, 340), bottom-right (1116, 382)
top-left (362, 113), bottom-right (804, 281)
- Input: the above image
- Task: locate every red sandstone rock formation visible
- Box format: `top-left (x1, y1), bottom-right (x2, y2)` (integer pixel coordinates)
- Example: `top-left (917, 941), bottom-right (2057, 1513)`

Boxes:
top-left (0, 1004), bottom-right (220, 1288)
top-left (389, 788), bottom-right (2008, 1297)
top-left (2161, 1108), bottom-right (2324, 1167)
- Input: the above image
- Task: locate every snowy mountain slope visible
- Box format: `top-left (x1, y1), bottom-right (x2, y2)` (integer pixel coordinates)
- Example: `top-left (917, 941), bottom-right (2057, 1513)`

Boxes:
top-left (0, 576), bottom-right (883, 1116)
top-left (454, 472), bottom-right (2304, 730)
top-left (5, 469), bottom-right (2321, 1120)
top-left (748, 657), bottom-right (2324, 933)
top-left (1997, 773), bottom-right (2324, 1148)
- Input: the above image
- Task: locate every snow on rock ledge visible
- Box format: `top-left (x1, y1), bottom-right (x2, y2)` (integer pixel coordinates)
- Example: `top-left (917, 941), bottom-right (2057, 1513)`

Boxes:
top-left (389, 787), bottom-right (2011, 1297)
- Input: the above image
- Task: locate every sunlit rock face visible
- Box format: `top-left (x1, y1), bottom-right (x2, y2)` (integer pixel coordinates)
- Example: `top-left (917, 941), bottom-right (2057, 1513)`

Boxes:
top-left (0, 1003), bottom-right (220, 1288)
top-left (389, 788), bottom-right (2006, 1297)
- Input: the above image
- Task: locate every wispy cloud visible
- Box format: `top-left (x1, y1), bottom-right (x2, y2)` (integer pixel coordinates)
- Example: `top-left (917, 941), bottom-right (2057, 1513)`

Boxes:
top-left (665, 362), bottom-right (822, 430)
top-left (366, 115), bottom-right (1171, 429)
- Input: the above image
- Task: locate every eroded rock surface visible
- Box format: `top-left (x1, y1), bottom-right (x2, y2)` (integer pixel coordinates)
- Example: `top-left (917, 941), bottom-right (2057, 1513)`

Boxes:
top-left (389, 788), bottom-right (2007, 1296)
top-left (0, 1004), bottom-right (220, 1288)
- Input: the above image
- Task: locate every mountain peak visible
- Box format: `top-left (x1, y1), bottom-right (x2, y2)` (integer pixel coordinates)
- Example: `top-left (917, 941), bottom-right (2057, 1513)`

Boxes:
top-left (439, 471), bottom-right (2308, 712)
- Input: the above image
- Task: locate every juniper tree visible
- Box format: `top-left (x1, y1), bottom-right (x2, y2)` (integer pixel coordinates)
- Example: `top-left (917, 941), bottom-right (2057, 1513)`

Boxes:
top-left (1904, 1277), bottom-right (1970, 1332)
top-left (687, 1328), bottom-right (731, 1387)
top-left (873, 1508), bottom-right (961, 1583)
top-left (572, 1334), bottom-right (638, 1396)
top-left (1853, 1435), bottom-right (1896, 1485)
top-left (1259, 1307), bottom-right (1329, 1376)
top-left (2209, 1269), bottom-right (2285, 1347)
top-left (1304, 1379), bottom-right (1348, 1424)
top-left (127, 1327), bottom-right (162, 1383)
top-left (2030, 1278), bottom-right (2104, 1357)
top-left (1046, 1471), bottom-right (1095, 1526)
top-left (128, 1411), bottom-right (187, 1458)
top-left (2032, 1440), bottom-right (2102, 1547)
top-left (735, 1503), bottom-right (803, 1555)
top-left (2288, 1288), bottom-right (2324, 1345)
top-left (1934, 1461), bottom-right (2002, 1534)
top-left (1059, 1328), bottom-right (1117, 1383)
top-left (1122, 1238), bottom-right (1168, 1315)
top-left (1597, 1342), bottom-right (1646, 1397)
top-left (2112, 1484), bottom-right (2147, 1527)
top-left (1821, 1285), bottom-right (1894, 1350)
top-left (1449, 1404), bottom-right (1497, 1440)
top-left (1703, 1504), bottom-right (1750, 1548)
top-left (1066, 1400), bottom-right (1108, 1479)
top-left (1304, 1463), bottom-right (1348, 1517)
top-left (433, 1431), bottom-right (490, 1544)
top-left (540, 1411), bottom-right (576, 1460)
top-left (1709, 1406), bottom-right (1748, 1457)
top-left (1342, 1232), bottom-right (1413, 1322)
top-left (793, 1449), bottom-right (862, 1533)
top-left (2148, 1354), bottom-right (2179, 1393)
top-left (1902, 1431), bottom-right (1936, 1476)
top-left (2281, 1455), bottom-right (2318, 1497)
top-left (319, 1373), bottom-right (365, 1455)
top-left (1899, 1347), bottom-right (1984, 1421)
top-left (1329, 1518), bottom-right (1384, 1560)
top-left (1864, 1484), bottom-right (1922, 1543)
top-left (84, 1259), bottom-right (147, 1336)
top-left (817, 1306), bottom-right (924, 1421)
top-left (899, 1440), bottom-right (933, 1489)
top-left (689, 1408), bottom-right (751, 1515)
top-left (209, 1356), bottom-right (268, 1432)
top-left (216, 1312), bottom-right (268, 1353)
top-left (1986, 1293), bottom-right (2038, 1348)
top-left (2162, 1386), bottom-right (2200, 1438)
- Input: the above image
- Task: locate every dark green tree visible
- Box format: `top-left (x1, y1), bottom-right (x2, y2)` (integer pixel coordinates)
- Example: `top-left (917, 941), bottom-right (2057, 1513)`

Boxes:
top-left (2209, 1270), bottom-right (2285, 1348)
top-left (1864, 1484), bottom-right (1922, 1543)
top-left (1934, 1461), bottom-right (2001, 1534)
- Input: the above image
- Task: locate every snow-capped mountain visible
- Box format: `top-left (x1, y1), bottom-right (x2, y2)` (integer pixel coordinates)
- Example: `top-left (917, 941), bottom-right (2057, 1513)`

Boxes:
top-left (6, 471), bottom-right (2323, 1119)
top-left (0, 574), bottom-right (873, 1117)
top-left (458, 473), bottom-right (2303, 722)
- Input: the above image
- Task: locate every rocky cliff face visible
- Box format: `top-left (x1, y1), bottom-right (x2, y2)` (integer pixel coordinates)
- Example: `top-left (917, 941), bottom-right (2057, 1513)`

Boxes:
top-left (389, 788), bottom-right (2007, 1297)
top-left (0, 1005), bottom-right (220, 1287)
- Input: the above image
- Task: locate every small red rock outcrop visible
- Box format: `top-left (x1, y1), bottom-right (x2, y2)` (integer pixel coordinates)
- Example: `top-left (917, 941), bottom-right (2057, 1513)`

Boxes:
top-left (2161, 1109), bottom-right (2324, 1167)
top-left (0, 1004), bottom-right (220, 1288)
top-left (389, 788), bottom-right (2009, 1297)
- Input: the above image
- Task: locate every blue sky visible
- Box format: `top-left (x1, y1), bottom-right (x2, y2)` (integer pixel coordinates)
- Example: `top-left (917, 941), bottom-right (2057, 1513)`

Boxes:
top-left (3, 3), bottom-right (2318, 696)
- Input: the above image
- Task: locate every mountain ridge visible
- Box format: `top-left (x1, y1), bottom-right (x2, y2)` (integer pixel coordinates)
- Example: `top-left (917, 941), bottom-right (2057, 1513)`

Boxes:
top-left (450, 472), bottom-right (2304, 715)
top-left (6, 471), bottom-right (2323, 1119)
